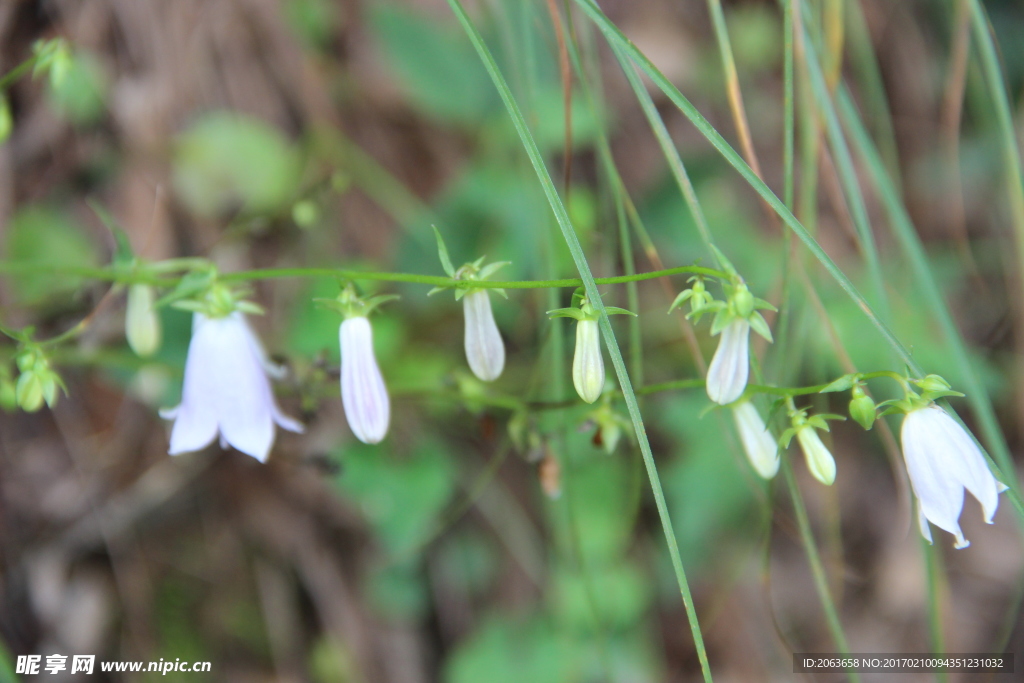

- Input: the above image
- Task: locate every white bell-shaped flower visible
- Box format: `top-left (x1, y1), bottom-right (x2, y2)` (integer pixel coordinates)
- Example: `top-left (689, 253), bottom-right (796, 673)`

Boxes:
top-left (901, 405), bottom-right (1003, 548)
top-left (463, 289), bottom-right (505, 382)
top-left (796, 425), bottom-right (836, 485)
top-left (706, 319), bottom-right (750, 405)
top-left (162, 312), bottom-right (303, 462)
top-left (573, 318), bottom-right (604, 404)
top-left (731, 401), bottom-right (779, 479)
top-left (340, 315), bottom-right (390, 444)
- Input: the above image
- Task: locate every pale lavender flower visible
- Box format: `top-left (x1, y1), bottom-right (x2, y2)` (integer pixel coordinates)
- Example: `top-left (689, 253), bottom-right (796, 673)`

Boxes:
top-left (463, 289), bottom-right (505, 381)
top-left (162, 312), bottom-right (302, 462)
top-left (340, 315), bottom-right (390, 444)
top-left (901, 405), bottom-right (1004, 548)
top-left (706, 319), bottom-right (750, 405)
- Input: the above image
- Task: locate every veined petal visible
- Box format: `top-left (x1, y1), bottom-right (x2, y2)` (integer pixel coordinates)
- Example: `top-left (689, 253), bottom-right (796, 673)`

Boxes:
top-left (167, 313), bottom-right (222, 456)
top-left (927, 406), bottom-right (1000, 524)
top-left (572, 318), bottom-right (604, 404)
top-left (731, 401), bottom-right (779, 479)
top-left (901, 407), bottom-right (968, 546)
top-left (901, 405), bottom-right (1001, 548)
top-left (205, 313), bottom-right (277, 462)
top-left (796, 426), bottom-right (836, 486)
top-left (340, 316), bottom-right (390, 444)
top-left (463, 289), bottom-right (505, 382)
top-left (706, 319), bottom-right (750, 405)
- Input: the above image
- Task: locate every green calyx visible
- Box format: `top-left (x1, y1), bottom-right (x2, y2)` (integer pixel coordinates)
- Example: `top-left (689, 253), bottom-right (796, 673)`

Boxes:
top-left (548, 295), bottom-right (636, 322)
top-left (875, 373), bottom-right (963, 417)
top-left (317, 282), bottom-right (398, 319)
top-left (779, 405), bottom-right (845, 449)
top-left (429, 226), bottom-right (509, 300)
top-left (14, 344), bottom-right (65, 412)
top-left (171, 279), bottom-right (263, 319)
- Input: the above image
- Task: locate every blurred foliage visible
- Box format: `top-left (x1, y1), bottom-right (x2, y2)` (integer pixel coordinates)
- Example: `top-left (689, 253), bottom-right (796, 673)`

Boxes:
top-left (5, 206), bottom-right (99, 308)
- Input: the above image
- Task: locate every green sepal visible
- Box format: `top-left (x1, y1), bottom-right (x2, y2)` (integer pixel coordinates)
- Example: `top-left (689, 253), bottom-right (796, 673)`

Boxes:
top-left (427, 286), bottom-right (450, 297)
top-left (603, 306), bottom-right (637, 317)
top-left (753, 297), bottom-right (778, 312)
top-left (923, 389), bottom-right (965, 400)
top-left (709, 309), bottom-right (732, 336)
top-left (779, 426), bottom-right (798, 449)
top-left (432, 226), bottom-right (456, 277)
top-left (492, 288), bottom-right (508, 300)
top-left (235, 301), bottom-right (265, 316)
top-left (668, 289), bottom-right (693, 313)
top-left (477, 261), bottom-right (510, 281)
top-left (748, 312), bottom-right (773, 343)
top-left (820, 374), bottom-right (858, 393)
top-left (155, 269), bottom-right (216, 309)
top-left (547, 307), bottom-right (586, 321)
top-left (454, 288), bottom-right (467, 301)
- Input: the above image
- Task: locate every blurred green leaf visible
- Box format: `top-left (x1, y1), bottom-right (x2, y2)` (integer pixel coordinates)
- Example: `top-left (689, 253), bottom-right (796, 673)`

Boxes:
top-left (284, 0), bottom-right (337, 50)
top-left (564, 455), bottom-right (634, 565)
top-left (335, 439), bottom-right (455, 556)
top-left (368, 562), bottom-right (428, 620)
top-left (5, 205), bottom-right (99, 307)
top-left (552, 562), bottom-right (651, 631)
top-left (445, 615), bottom-right (582, 683)
top-left (47, 51), bottom-right (107, 126)
top-left (369, 4), bottom-right (495, 125)
top-left (658, 394), bottom-right (756, 566)
top-left (173, 112), bottom-right (300, 217)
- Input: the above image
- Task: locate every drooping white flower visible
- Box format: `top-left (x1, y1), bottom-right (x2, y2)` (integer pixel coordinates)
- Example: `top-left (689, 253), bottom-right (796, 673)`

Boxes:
top-left (125, 283), bottom-right (162, 357)
top-left (706, 319), bottom-right (750, 405)
top-left (731, 401), bottom-right (779, 479)
top-left (463, 289), bottom-right (505, 382)
top-left (162, 312), bottom-right (303, 462)
top-left (901, 405), bottom-right (1003, 548)
top-left (573, 318), bottom-right (604, 404)
top-left (340, 315), bottom-right (390, 444)
top-left (796, 425), bottom-right (836, 486)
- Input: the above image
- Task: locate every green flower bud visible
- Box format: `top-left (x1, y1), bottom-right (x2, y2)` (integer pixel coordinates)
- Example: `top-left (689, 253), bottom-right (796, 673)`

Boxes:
top-left (0, 366), bottom-right (16, 412)
top-left (16, 371), bottom-right (45, 412)
top-left (849, 386), bottom-right (876, 431)
top-left (915, 374), bottom-right (952, 394)
top-left (125, 284), bottom-right (162, 357)
top-left (0, 96), bottom-right (11, 144)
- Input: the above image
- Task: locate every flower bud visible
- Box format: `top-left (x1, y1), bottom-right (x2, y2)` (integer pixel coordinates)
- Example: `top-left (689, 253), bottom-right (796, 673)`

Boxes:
top-left (848, 386), bottom-right (876, 431)
top-left (796, 426), bottom-right (836, 486)
top-left (16, 371), bottom-right (45, 412)
top-left (915, 374), bottom-right (952, 394)
top-left (731, 401), bottom-right (779, 479)
top-left (572, 318), bottom-right (604, 404)
top-left (706, 319), bottom-right (750, 405)
top-left (463, 289), bottom-right (505, 382)
top-left (126, 284), bottom-right (162, 357)
top-left (340, 316), bottom-right (390, 444)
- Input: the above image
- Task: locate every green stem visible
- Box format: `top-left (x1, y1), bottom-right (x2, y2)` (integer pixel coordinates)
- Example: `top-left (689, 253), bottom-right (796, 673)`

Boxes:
top-left (0, 261), bottom-right (727, 290)
top-left (783, 461), bottom-right (860, 682)
top-left (444, 0), bottom-right (713, 679)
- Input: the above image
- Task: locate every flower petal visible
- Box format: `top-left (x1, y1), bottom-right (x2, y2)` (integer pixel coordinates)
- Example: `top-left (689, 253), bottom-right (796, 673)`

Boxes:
top-left (340, 316), bottom-right (390, 444)
top-left (796, 427), bottom-right (836, 486)
top-left (901, 407), bottom-right (968, 545)
top-left (929, 407), bottom-right (1000, 524)
top-left (572, 319), bottom-right (604, 404)
top-left (731, 401), bottom-right (779, 479)
top-left (207, 314), bottom-right (277, 462)
top-left (167, 314), bottom-right (221, 456)
top-left (463, 289), bottom-right (505, 382)
top-left (706, 319), bottom-right (750, 405)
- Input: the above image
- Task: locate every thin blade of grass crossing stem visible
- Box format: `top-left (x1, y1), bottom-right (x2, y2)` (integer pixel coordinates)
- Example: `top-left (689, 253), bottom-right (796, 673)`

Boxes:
top-left (571, 0), bottom-right (915, 376)
top-left (443, 0), bottom-right (714, 680)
